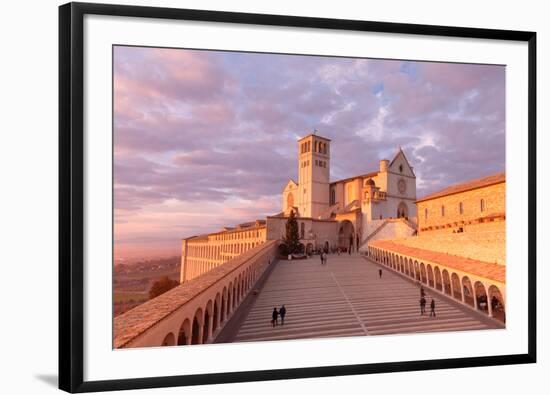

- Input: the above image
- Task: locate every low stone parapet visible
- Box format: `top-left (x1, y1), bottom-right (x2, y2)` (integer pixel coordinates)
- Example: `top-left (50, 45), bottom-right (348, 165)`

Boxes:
top-left (114, 240), bottom-right (278, 348)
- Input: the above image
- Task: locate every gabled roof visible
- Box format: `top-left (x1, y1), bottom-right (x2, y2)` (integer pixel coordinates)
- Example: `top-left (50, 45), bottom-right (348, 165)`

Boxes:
top-left (284, 179), bottom-right (298, 189)
top-left (417, 172), bottom-right (505, 203)
top-left (389, 147), bottom-right (416, 177)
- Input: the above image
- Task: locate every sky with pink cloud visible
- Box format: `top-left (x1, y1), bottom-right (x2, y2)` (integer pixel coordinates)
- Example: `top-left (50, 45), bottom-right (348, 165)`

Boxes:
top-left (113, 45), bottom-right (505, 262)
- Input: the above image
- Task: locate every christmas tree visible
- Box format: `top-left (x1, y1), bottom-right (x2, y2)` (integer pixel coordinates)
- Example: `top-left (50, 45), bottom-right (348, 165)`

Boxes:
top-left (284, 209), bottom-right (301, 254)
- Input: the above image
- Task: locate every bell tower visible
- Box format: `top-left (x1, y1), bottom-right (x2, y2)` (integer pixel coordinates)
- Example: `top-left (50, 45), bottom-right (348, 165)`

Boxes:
top-left (297, 132), bottom-right (331, 218)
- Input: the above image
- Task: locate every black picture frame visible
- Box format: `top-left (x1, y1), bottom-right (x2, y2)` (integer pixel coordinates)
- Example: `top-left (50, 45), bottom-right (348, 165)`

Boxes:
top-left (59, 2), bottom-right (537, 393)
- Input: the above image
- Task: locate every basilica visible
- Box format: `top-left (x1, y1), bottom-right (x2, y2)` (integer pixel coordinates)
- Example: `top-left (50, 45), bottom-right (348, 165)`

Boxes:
top-left (180, 132), bottom-right (418, 282)
top-left (265, 132), bottom-right (418, 255)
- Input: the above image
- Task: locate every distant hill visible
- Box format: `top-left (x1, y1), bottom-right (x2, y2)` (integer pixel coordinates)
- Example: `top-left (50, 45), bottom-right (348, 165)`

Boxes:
top-left (113, 256), bottom-right (180, 317)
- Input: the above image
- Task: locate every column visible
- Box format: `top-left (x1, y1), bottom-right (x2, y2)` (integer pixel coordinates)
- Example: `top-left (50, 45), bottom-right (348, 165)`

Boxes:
top-left (207, 313), bottom-right (213, 341)
top-left (487, 289), bottom-right (494, 317)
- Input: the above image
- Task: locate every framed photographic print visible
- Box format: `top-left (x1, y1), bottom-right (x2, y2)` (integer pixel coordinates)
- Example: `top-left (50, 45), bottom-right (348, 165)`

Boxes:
top-left (59, 2), bottom-right (537, 393)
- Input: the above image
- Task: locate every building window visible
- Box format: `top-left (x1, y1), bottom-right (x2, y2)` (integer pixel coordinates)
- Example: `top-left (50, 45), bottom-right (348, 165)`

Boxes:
top-left (424, 208), bottom-right (428, 219)
top-left (300, 222), bottom-right (305, 239)
top-left (330, 188), bottom-right (336, 205)
top-left (399, 164), bottom-right (403, 173)
top-left (441, 205), bottom-right (445, 216)
top-left (459, 202), bottom-right (464, 214)
top-left (480, 199), bottom-right (485, 212)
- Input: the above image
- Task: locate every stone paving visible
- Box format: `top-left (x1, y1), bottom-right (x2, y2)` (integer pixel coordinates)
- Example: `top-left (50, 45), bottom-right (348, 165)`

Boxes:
top-left (233, 254), bottom-right (502, 343)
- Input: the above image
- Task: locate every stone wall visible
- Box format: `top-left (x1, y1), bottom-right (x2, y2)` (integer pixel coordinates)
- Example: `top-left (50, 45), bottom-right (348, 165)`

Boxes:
top-left (266, 216), bottom-right (339, 251)
top-left (386, 221), bottom-right (505, 265)
top-left (117, 241), bottom-right (278, 348)
top-left (417, 181), bottom-right (505, 233)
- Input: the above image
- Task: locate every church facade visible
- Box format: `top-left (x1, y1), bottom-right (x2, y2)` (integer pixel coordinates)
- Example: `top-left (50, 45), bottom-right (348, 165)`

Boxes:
top-left (181, 132), bottom-right (418, 282)
top-left (278, 133), bottom-right (417, 252)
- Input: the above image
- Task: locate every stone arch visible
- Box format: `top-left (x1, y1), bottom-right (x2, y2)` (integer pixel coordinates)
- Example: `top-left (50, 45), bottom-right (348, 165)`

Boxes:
top-left (442, 270), bottom-right (451, 295)
top-left (162, 332), bottom-right (176, 346)
top-left (462, 276), bottom-right (474, 307)
top-left (338, 220), bottom-right (355, 253)
top-left (427, 264), bottom-right (434, 287)
top-left (451, 273), bottom-right (461, 300)
top-left (237, 275), bottom-right (241, 302)
top-left (221, 287), bottom-right (228, 323)
top-left (191, 308), bottom-right (203, 345)
top-left (420, 263), bottom-right (427, 284)
top-left (414, 260), bottom-right (420, 281)
top-left (488, 285), bottom-right (506, 322)
top-left (474, 281), bottom-right (489, 314)
top-left (203, 300), bottom-right (213, 344)
top-left (213, 293), bottom-right (221, 332)
top-left (177, 319), bottom-right (191, 346)
top-left (397, 201), bottom-right (409, 218)
top-left (434, 267), bottom-right (442, 291)
top-left (227, 282), bottom-right (233, 314)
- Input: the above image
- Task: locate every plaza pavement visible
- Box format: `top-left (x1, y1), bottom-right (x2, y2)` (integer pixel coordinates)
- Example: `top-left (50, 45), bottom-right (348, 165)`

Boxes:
top-left (232, 253), bottom-right (503, 343)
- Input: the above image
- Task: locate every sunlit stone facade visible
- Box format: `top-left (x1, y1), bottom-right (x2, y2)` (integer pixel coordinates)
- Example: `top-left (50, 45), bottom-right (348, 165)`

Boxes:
top-left (181, 132), bottom-right (418, 283)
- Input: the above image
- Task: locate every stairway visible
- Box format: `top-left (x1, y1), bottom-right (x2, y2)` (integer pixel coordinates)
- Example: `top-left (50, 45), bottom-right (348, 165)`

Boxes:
top-left (233, 254), bottom-right (500, 343)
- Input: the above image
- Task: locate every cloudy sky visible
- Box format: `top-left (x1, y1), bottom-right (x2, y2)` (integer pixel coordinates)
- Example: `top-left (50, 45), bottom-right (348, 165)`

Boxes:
top-left (113, 45), bottom-right (505, 262)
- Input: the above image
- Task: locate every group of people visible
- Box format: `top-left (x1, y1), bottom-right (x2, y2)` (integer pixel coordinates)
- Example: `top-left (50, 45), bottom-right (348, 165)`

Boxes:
top-left (419, 285), bottom-right (436, 317)
top-left (271, 305), bottom-right (287, 327)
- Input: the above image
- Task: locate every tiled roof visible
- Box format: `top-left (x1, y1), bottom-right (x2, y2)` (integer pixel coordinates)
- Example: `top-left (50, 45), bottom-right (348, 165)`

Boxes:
top-left (370, 239), bottom-right (505, 283)
top-left (330, 171), bottom-right (378, 186)
top-left (417, 172), bottom-right (505, 203)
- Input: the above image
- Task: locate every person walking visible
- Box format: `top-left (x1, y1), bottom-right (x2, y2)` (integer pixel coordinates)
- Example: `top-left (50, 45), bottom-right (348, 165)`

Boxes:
top-left (430, 298), bottom-right (436, 317)
top-left (420, 296), bottom-right (426, 315)
top-left (322, 252), bottom-right (327, 265)
top-left (272, 307), bottom-right (279, 327)
top-left (279, 305), bottom-right (286, 325)
top-left (378, 268), bottom-right (383, 279)
top-left (319, 252), bottom-right (323, 265)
